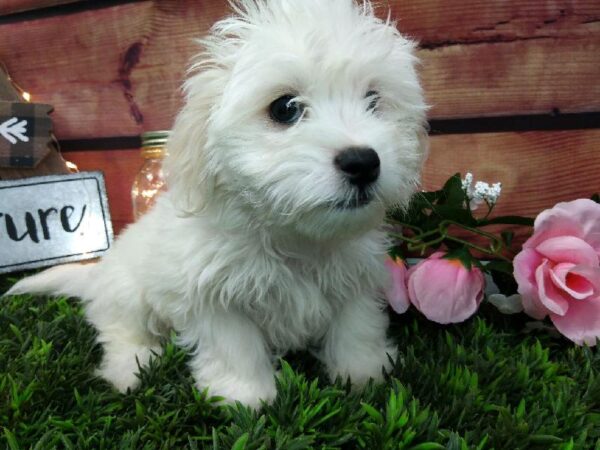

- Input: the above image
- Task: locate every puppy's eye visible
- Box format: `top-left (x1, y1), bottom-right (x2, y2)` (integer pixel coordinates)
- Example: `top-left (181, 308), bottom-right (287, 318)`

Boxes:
top-left (366, 90), bottom-right (380, 111)
top-left (269, 95), bottom-right (304, 125)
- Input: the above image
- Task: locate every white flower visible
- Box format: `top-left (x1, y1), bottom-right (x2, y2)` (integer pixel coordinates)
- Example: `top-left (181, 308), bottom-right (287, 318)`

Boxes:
top-left (461, 172), bottom-right (473, 191)
top-left (461, 173), bottom-right (503, 209)
top-left (473, 181), bottom-right (490, 201)
top-left (487, 182), bottom-right (502, 204)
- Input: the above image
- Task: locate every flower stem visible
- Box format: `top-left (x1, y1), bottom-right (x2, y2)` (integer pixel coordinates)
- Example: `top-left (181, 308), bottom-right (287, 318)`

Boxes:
top-left (387, 218), bottom-right (512, 261)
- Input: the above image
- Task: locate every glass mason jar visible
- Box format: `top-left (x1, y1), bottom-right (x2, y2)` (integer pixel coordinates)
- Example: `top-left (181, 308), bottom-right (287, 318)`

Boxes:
top-left (131, 130), bottom-right (169, 220)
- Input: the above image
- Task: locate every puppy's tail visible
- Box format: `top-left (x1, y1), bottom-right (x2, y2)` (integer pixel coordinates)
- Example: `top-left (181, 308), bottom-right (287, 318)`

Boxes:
top-left (4, 263), bottom-right (96, 299)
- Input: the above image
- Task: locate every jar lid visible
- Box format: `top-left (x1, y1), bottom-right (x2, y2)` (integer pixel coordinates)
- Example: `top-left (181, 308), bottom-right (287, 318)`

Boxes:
top-left (141, 130), bottom-right (170, 148)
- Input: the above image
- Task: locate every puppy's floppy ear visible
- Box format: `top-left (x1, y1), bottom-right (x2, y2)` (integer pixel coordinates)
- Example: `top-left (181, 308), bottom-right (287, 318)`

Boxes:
top-left (164, 67), bottom-right (225, 215)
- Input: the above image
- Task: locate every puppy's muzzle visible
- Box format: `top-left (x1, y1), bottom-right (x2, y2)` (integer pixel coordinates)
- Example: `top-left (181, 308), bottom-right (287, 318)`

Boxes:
top-left (334, 147), bottom-right (380, 189)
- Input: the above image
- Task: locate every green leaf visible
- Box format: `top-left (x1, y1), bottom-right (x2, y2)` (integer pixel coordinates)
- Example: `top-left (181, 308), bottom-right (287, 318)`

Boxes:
top-left (475, 435), bottom-right (490, 450)
top-left (529, 434), bottom-right (563, 444)
top-left (9, 324), bottom-right (23, 344)
top-left (310, 407), bottom-right (342, 428)
top-left (421, 190), bottom-right (442, 203)
top-left (500, 230), bottom-right (514, 248)
top-left (430, 205), bottom-right (477, 226)
top-left (441, 173), bottom-right (467, 208)
top-left (559, 438), bottom-right (574, 450)
top-left (515, 399), bottom-right (526, 419)
top-left (485, 260), bottom-right (513, 275)
top-left (135, 400), bottom-right (145, 421)
top-left (361, 402), bottom-right (384, 423)
top-left (3, 428), bottom-right (20, 450)
top-left (408, 443), bottom-right (446, 450)
top-left (212, 428), bottom-right (219, 450)
top-left (231, 433), bottom-right (249, 450)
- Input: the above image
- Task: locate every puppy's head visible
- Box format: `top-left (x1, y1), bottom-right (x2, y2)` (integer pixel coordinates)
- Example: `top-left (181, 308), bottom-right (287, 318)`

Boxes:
top-left (166, 0), bottom-right (428, 241)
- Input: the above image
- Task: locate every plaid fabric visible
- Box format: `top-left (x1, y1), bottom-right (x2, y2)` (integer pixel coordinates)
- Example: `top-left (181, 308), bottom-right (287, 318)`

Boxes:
top-left (0, 101), bottom-right (53, 168)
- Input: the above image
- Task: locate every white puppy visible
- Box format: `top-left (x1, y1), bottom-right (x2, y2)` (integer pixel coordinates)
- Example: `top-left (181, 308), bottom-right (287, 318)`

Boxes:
top-left (7, 0), bottom-right (427, 408)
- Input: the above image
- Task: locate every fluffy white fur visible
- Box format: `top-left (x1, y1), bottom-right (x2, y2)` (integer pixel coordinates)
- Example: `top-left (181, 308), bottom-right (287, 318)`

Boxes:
top-left (7, 0), bottom-right (427, 408)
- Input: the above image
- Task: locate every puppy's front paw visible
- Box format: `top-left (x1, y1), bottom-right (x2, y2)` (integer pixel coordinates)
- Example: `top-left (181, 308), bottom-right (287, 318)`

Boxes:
top-left (96, 342), bottom-right (162, 393)
top-left (96, 364), bottom-right (141, 393)
top-left (201, 374), bottom-right (277, 410)
top-left (328, 343), bottom-right (397, 386)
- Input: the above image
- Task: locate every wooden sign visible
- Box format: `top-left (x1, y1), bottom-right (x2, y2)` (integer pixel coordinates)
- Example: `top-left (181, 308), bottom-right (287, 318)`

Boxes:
top-left (0, 100), bottom-right (53, 168)
top-left (0, 172), bottom-right (113, 274)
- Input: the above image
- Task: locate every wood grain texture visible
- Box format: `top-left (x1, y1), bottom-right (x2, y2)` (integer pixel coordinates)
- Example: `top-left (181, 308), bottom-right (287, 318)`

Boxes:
top-left (0, 0), bottom-right (82, 16)
top-left (0, 2), bottom-right (155, 139)
top-left (2, 0), bottom-right (598, 43)
top-left (0, 1), bottom-right (598, 140)
top-left (66, 149), bottom-right (140, 234)
top-left (0, 1), bottom-right (227, 138)
top-left (424, 130), bottom-right (600, 219)
top-left (63, 130), bottom-right (600, 235)
top-left (390, 0), bottom-right (600, 46)
top-left (420, 38), bottom-right (600, 118)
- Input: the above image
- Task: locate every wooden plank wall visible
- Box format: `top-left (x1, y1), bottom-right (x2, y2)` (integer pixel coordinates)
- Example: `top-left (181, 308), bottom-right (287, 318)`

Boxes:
top-left (0, 0), bottom-right (80, 16)
top-left (0, 0), bottom-right (599, 234)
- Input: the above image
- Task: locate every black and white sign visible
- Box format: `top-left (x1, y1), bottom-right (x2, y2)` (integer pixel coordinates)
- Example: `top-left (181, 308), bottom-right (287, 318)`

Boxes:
top-left (0, 172), bottom-right (113, 273)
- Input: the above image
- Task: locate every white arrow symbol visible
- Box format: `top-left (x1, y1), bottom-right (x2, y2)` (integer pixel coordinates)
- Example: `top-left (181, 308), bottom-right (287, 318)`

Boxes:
top-left (0, 117), bottom-right (30, 144)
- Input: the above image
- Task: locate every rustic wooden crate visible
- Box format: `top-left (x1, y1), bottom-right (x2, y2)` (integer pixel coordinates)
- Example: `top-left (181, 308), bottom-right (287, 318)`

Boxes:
top-left (0, 0), bottom-right (598, 234)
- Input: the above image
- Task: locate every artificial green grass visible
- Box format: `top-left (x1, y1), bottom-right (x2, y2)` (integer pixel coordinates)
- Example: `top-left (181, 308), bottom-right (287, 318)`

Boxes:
top-left (1, 275), bottom-right (599, 450)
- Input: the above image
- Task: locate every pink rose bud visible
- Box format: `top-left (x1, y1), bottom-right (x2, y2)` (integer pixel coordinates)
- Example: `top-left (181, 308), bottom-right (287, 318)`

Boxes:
top-left (514, 199), bottom-right (600, 346)
top-left (407, 252), bottom-right (485, 324)
top-left (384, 256), bottom-right (410, 313)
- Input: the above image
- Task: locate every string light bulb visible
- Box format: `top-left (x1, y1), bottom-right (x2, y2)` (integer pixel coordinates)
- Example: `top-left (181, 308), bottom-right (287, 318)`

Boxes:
top-left (65, 160), bottom-right (79, 172)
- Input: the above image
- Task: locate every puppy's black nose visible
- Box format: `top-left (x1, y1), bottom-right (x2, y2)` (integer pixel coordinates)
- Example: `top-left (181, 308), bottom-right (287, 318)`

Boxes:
top-left (334, 147), bottom-right (380, 188)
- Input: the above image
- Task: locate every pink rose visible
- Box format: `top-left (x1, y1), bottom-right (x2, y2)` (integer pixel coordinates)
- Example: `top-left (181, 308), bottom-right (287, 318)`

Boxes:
top-left (384, 257), bottom-right (410, 313)
top-left (514, 199), bottom-right (600, 346)
top-left (407, 252), bottom-right (485, 324)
